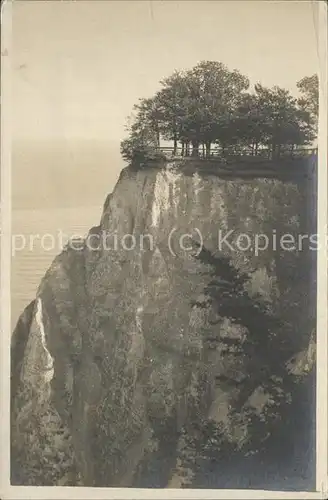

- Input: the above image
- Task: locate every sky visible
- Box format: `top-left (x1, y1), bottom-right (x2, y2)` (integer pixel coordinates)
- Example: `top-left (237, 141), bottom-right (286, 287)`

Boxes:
top-left (11, 0), bottom-right (321, 144)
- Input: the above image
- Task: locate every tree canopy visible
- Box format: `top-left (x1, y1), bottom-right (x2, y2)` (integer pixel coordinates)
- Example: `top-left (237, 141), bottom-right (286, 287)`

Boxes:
top-left (120, 61), bottom-right (318, 164)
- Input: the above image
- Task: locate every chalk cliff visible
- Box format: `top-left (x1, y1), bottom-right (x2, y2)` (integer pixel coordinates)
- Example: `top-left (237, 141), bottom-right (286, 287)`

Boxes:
top-left (11, 159), bottom-right (317, 488)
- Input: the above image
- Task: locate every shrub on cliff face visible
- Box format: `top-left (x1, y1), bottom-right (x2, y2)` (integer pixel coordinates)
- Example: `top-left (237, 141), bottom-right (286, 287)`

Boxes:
top-left (183, 243), bottom-right (309, 475)
top-left (192, 243), bottom-right (288, 396)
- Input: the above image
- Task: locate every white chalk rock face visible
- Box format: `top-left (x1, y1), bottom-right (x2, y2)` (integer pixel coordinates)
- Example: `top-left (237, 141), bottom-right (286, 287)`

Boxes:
top-left (11, 159), bottom-right (316, 487)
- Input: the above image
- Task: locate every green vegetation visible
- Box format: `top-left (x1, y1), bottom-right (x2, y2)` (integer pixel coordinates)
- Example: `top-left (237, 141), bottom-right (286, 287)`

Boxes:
top-left (120, 61), bottom-right (318, 165)
top-left (173, 243), bottom-right (313, 486)
top-left (192, 243), bottom-right (291, 426)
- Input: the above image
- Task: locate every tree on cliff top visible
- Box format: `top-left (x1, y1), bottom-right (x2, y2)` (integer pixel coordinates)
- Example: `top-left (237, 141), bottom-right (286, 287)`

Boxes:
top-left (250, 84), bottom-right (315, 158)
top-left (120, 96), bottom-right (165, 165)
top-left (120, 61), bottom-right (318, 164)
top-left (121, 61), bottom-right (249, 161)
top-left (297, 74), bottom-right (319, 134)
top-left (167, 61), bottom-right (249, 156)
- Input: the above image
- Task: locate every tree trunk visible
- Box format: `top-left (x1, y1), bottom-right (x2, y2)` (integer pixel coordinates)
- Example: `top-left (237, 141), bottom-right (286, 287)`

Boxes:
top-left (272, 121), bottom-right (280, 159)
top-left (173, 136), bottom-right (178, 156)
top-left (205, 141), bottom-right (211, 158)
top-left (276, 143), bottom-right (281, 159)
top-left (154, 121), bottom-right (160, 148)
top-left (192, 141), bottom-right (199, 157)
top-left (202, 144), bottom-right (205, 158)
top-left (271, 141), bottom-right (277, 160)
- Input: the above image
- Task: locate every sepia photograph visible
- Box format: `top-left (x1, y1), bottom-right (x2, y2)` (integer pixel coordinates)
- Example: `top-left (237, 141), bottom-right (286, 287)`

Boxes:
top-left (1, 0), bottom-right (327, 497)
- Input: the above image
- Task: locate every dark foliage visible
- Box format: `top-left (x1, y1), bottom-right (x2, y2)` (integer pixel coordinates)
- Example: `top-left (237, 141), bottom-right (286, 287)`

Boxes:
top-left (189, 242), bottom-right (299, 464)
top-left (120, 61), bottom-right (318, 164)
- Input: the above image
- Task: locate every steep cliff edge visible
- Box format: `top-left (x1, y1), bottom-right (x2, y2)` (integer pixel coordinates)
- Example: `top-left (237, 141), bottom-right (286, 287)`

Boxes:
top-left (11, 159), bottom-right (317, 488)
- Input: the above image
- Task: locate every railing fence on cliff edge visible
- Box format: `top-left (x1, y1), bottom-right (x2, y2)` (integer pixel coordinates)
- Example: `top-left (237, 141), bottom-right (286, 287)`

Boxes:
top-left (156, 146), bottom-right (318, 161)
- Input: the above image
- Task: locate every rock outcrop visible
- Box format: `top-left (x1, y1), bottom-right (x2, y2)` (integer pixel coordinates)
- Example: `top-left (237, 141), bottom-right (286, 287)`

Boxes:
top-left (11, 158), bottom-right (317, 488)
